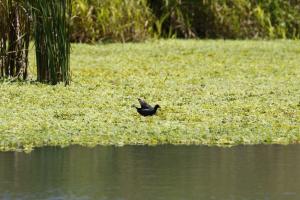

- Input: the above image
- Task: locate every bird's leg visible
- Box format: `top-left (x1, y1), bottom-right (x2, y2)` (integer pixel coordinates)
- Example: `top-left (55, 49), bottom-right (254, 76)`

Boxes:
top-left (131, 104), bottom-right (138, 108)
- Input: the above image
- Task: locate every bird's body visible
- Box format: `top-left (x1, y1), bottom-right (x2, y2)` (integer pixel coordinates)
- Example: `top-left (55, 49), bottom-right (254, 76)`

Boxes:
top-left (133, 98), bottom-right (160, 116)
top-left (136, 105), bottom-right (160, 116)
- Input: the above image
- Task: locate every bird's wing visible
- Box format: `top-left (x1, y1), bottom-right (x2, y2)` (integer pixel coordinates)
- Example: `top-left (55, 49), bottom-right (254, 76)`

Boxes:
top-left (138, 98), bottom-right (153, 109)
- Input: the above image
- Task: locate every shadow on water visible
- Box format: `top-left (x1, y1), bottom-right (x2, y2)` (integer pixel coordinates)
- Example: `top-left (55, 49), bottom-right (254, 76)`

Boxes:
top-left (0, 145), bottom-right (300, 200)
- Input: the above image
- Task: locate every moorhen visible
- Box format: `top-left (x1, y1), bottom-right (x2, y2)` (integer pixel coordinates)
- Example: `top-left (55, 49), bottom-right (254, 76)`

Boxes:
top-left (132, 98), bottom-right (161, 116)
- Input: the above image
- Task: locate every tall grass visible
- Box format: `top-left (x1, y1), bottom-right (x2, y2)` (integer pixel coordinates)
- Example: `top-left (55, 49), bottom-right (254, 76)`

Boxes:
top-left (71, 0), bottom-right (153, 42)
top-left (31, 0), bottom-right (71, 85)
top-left (0, 0), bottom-right (8, 78)
top-left (70, 0), bottom-right (300, 42)
top-left (0, 0), bottom-right (30, 80)
top-left (149, 0), bottom-right (300, 39)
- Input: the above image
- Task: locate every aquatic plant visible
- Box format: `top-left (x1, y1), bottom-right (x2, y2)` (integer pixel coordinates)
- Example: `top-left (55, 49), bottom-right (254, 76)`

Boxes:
top-left (31, 0), bottom-right (71, 84)
top-left (0, 0), bottom-right (30, 80)
top-left (71, 0), bottom-right (153, 43)
top-left (70, 0), bottom-right (300, 42)
top-left (1, 0), bottom-right (71, 84)
top-left (1, 40), bottom-right (300, 151)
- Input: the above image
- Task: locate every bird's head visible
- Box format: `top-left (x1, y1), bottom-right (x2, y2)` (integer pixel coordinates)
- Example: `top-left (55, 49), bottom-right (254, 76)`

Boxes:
top-left (154, 104), bottom-right (161, 110)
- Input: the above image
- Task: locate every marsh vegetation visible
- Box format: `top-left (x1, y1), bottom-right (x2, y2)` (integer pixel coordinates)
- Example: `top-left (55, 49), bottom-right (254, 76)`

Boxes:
top-left (1, 1), bottom-right (300, 152)
top-left (0, 40), bottom-right (299, 151)
top-left (0, 0), bottom-right (71, 84)
top-left (71, 0), bottom-right (300, 42)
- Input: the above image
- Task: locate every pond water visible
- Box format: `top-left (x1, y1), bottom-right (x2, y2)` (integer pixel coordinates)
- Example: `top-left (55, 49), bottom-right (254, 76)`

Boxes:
top-left (0, 145), bottom-right (300, 200)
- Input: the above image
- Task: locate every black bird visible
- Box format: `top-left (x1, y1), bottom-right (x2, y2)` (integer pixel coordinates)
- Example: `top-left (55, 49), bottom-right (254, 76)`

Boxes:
top-left (132, 98), bottom-right (161, 116)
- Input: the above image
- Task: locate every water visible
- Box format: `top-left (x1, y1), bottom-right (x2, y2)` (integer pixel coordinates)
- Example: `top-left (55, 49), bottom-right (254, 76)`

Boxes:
top-left (0, 145), bottom-right (300, 200)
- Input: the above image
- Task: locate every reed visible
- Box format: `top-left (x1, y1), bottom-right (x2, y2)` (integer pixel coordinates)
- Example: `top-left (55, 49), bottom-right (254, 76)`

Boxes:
top-left (71, 0), bottom-right (153, 42)
top-left (31, 0), bottom-right (71, 85)
top-left (0, 0), bottom-right (30, 80)
top-left (0, 0), bottom-right (8, 78)
top-left (71, 0), bottom-right (300, 42)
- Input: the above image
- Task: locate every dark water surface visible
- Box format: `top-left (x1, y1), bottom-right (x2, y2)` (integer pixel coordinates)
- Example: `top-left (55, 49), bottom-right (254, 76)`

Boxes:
top-left (0, 145), bottom-right (300, 200)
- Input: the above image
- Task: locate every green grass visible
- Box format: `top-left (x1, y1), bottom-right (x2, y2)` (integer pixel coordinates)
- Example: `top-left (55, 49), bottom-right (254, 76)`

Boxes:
top-left (1, 40), bottom-right (300, 151)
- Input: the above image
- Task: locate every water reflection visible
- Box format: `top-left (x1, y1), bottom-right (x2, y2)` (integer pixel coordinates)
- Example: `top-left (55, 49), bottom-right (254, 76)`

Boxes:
top-left (0, 145), bottom-right (300, 200)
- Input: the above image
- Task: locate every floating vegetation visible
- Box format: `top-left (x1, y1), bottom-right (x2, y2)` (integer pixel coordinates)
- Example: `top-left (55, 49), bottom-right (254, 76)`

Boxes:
top-left (0, 40), bottom-right (300, 151)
